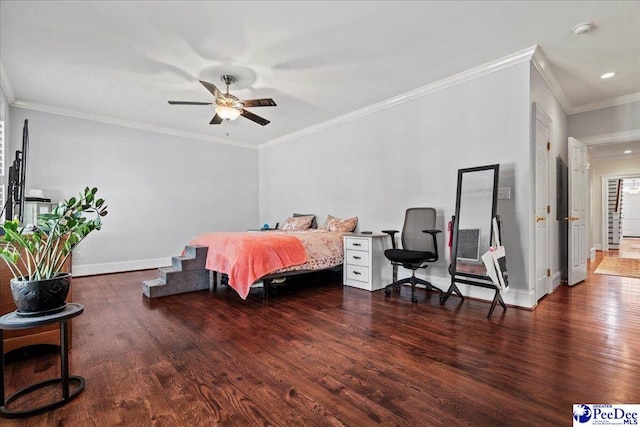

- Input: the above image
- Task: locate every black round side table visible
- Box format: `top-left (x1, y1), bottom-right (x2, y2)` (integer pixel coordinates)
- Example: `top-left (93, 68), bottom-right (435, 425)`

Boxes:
top-left (0, 303), bottom-right (85, 418)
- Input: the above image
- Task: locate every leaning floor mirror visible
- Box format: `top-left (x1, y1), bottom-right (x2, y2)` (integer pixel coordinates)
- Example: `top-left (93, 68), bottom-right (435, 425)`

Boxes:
top-left (442, 164), bottom-right (507, 318)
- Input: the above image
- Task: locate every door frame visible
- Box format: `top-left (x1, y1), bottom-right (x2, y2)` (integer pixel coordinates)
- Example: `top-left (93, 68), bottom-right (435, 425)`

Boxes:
top-left (601, 173), bottom-right (640, 251)
top-left (533, 103), bottom-right (551, 299)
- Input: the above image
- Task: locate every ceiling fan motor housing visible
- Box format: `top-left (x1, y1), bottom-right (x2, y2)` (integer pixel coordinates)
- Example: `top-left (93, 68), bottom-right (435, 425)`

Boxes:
top-left (221, 74), bottom-right (238, 86)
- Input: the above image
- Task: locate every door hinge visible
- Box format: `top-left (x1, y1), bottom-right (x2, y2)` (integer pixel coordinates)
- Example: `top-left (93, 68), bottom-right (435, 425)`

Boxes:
top-left (547, 269), bottom-right (551, 277)
top-left (547, 141), bottom-right (551, 150)
top-left (547, 205), bottom-right (551, 214)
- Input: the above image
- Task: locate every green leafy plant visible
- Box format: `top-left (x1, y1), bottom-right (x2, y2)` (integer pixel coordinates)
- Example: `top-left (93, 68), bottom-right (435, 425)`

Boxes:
top-left (1, 187), bottom-right (108, 281)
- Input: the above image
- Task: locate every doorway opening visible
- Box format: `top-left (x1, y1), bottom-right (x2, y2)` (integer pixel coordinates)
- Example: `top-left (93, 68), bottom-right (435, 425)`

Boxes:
top-left (602, 174), bottom-right (640, 251)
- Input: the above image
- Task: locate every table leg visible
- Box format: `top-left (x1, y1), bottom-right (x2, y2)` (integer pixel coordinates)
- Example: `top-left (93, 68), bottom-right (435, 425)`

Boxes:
top-left (60, 320), bottom-right (69, 400)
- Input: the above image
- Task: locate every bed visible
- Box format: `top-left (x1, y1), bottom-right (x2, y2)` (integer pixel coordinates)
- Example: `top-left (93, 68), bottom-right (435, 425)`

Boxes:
top-left (188, 229), bottom-right (345, 300)
top-left (142, 214), bottom-right (358, 300)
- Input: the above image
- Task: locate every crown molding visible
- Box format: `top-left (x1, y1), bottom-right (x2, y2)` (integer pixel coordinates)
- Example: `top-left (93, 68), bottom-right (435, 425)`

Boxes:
top-left (530, 47), bottom-right (572, 115)
top-left (0, 61), bottom-right (16, 104)
top-left (590, 151), bottom-right (640, 162)
top-left (261, 46), bottom-right (537, 149)
top-left (569, 92), bottom-right (640, 115)
top-left (531, 49), bottom-right (640, 116)
top-left (580, 129), bottom-right (640, 146)
top-left (10, 100), bottom-right (258, 150)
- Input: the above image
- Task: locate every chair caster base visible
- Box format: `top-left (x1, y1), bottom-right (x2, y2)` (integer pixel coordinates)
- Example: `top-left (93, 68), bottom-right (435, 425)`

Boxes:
top-left (411, 295), bottom-right (418, 303)
top-left (384, 288), bottom-right (391, 296)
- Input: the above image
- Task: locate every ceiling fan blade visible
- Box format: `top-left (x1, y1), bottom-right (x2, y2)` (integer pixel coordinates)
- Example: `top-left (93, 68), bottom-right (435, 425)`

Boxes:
top-left (168, 101), bottom-right (212, 105)
top-left (241, 98), bottom-right (277, 108)
top-left (240, 109), bottom-right (270, 126)
top-left (200, 80), bottom-right (223, 99)
top-left (210, 114), bottom-right (223, 125)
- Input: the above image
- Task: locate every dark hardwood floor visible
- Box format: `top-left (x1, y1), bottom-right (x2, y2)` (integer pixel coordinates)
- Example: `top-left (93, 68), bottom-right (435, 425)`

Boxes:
top-left (2, 252), bottom-right (639, 426)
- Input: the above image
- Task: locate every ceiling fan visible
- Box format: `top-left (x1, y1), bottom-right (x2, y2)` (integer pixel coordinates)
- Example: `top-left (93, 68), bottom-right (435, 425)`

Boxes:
top-left (168, 75), bottom-right (276, 126)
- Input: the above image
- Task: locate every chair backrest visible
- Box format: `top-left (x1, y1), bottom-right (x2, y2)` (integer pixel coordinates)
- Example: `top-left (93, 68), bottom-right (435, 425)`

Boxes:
top-left (401, 208), bottom-right (437, 252)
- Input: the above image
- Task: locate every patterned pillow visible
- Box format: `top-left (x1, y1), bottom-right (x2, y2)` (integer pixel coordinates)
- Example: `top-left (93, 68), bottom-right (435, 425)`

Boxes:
top-left (319, 215), bottom-right (358, 232)
top-left (280, 215), bottom-right (314, 231)
top-left (293, 213), bottom-right (317, 229)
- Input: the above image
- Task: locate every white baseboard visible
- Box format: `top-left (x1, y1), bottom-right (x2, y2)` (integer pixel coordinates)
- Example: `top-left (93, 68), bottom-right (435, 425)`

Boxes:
top-left (551, 271), bottom-right (563, 292)
top-left (590, 247), bottom-right (596, 259)
top-left (594, 243), bottom-right (602, 251)
top-left (71, 257), bottom-right (171, 277)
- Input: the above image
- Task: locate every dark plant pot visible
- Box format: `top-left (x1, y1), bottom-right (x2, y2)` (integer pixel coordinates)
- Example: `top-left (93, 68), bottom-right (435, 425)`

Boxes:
top-left (10, 273), bottom-right (71, 317)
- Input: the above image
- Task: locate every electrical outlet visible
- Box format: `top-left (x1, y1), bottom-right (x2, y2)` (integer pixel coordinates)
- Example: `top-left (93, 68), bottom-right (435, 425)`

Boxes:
top-left (74, 251), bottom-right (82, 259)
top-left (498, 187), bottom-right (511, 200)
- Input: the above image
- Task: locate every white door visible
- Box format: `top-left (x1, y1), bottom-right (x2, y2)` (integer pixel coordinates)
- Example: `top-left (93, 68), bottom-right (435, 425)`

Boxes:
top-left (534, 104), bottom-right (550, 300)
top-left (621, 179), bottom-right (640, 237)
top-left (568, 137), bottom-right (588, 286)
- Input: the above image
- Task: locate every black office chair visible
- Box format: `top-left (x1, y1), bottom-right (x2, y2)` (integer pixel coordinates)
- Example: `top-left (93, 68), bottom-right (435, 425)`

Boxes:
top-left (382, 208), bottom-right (444, 303)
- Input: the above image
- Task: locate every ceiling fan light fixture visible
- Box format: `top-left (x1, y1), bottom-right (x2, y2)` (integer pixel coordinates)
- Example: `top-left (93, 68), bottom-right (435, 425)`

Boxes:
top-left (215, 105), bottom-right (241, 120)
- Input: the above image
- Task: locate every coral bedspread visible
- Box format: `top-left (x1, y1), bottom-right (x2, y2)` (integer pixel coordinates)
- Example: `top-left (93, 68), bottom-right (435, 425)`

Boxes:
top-left (188, 231), bottom-right (344, 300)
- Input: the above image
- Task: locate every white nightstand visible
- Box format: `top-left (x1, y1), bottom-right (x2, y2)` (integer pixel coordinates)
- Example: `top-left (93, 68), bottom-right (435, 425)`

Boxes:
top-left (343, 233), bottom-right (392, 291)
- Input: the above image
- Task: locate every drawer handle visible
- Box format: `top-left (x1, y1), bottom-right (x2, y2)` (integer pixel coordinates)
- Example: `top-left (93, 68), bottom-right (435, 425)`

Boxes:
top-left (353, 256), bottom-right (361, 260)
top-left (353, 271), bottom-right (361, 275)
top-left (352, 243), bottom-right (361, 247)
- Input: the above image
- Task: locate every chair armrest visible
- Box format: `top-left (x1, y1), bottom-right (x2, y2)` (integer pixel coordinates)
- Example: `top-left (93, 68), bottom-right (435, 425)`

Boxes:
top-left (381, 230), bottom-right (399, 249)
top-left (422, 229), bottom-right (441, 261)
top-left (422, 229), bottom-right (442, 235)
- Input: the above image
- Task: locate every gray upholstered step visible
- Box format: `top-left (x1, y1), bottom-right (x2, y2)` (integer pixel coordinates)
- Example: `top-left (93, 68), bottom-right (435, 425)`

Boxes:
top-left (171, 245), bottom-right (208, 271)
top-left (143, 268), bottom-right (210, 298)
top-left (142, 245), bottom-right (211, 299)
top-left (142, 278), bottom-right (167, 298)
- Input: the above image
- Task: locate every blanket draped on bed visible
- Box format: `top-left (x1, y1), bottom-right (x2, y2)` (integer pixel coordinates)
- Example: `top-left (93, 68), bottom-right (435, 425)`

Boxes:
top-left (188, 232), bottom-right (308, 299)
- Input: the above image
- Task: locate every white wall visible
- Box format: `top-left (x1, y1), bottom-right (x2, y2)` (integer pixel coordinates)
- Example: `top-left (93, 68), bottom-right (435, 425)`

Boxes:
top-left (530, 64), bottom-right (569, 287)
top-left (9, 107), bottom-right (258, 275)
top-left (0, 87), bottom-right (9, 221)
top-left (568, 101), bottom-right (640, 138)
top-left (260, 62), bottom-right (533, 306)
top-left (0, 87), bottom-right (9, 137)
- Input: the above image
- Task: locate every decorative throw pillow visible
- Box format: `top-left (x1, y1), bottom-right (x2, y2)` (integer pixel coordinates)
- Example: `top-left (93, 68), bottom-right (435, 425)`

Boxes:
top-left (293, 213), bottom-right (317, 229)
top-left (280, 215), bottom-right (314, 231)
top-left (319, 215), bottom-right (358, 232)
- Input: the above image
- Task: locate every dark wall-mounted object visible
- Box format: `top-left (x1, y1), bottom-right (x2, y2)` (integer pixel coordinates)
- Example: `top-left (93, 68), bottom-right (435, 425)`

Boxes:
top-left (3, 120), bottom-right (29, 224)
top-left (556, 156), bottom-right (568, 281)
top-left (556, 156), bottom-right (568, 221)
top-left (441, 164), bottom-right (506, 318)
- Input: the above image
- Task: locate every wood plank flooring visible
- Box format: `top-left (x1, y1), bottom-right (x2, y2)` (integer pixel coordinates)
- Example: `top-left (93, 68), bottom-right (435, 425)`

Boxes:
top-left (2, 252), bottom-right (639, 426)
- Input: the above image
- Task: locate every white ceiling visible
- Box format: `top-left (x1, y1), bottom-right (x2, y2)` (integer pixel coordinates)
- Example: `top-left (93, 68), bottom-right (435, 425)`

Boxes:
top-left (1, 1), bottom-right (639, 148)
top-left (589, 140), bottom-right (640, 160)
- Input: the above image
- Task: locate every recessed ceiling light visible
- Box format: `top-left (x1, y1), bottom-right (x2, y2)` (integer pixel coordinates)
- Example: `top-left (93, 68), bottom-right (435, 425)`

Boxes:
top-left (601, 72), bottom-right (616, 79)
top-left (573, 22), bottom-right (594, 35)
top-left (624, 150), bottom-right (632, 154)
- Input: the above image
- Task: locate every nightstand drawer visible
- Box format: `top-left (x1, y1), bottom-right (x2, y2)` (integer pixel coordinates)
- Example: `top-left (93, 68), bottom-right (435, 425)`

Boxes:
top-left (346, 249), bottom-right (368, 267)
top-left (342, 233), bottom-right (391, 291)
top-left (345, 238), bottom-right (369, 251)
top-left (346, 264), bottom-right (369, 282)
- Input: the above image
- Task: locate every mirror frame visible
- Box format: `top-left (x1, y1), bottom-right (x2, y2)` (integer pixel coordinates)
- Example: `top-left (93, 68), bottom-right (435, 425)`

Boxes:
top-left (450, 164), bottom-right (500, 280)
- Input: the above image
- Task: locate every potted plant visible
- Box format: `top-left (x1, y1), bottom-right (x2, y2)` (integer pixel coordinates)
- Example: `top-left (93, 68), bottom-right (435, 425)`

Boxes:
top-left (1, 187), bottom-right (107, 316)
